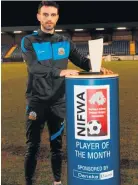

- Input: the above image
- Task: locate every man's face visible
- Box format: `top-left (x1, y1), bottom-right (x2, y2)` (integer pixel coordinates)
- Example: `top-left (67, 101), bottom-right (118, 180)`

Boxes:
top-left (37, 6), bottom-right (59, 31)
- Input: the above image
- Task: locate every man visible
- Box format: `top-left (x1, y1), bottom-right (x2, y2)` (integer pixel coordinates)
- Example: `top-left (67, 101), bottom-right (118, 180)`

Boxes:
top-left (21, 1), bottom-right (113, 185)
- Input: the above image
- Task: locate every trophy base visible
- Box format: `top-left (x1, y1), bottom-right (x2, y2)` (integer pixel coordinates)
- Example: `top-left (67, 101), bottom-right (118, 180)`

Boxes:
top-left (79, 71), bottom-right (103, 75)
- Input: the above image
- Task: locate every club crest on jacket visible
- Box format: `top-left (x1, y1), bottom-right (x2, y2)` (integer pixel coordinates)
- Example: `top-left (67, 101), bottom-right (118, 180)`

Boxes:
top-left (58, 48), bottom-right (65, 55)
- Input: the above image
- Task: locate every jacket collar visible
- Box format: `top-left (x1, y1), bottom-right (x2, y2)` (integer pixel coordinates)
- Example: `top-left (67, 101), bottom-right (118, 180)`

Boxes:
top-left (37, 29), bottom-right (55, 37)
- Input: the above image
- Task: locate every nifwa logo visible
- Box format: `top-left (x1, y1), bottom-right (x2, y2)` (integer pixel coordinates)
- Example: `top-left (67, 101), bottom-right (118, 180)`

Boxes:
top-left (74, 85), bottom-right (110, 141)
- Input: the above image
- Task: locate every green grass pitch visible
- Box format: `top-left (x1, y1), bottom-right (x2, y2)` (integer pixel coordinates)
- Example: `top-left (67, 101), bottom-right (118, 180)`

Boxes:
top-left (1, 61), bottom-right (138, 185)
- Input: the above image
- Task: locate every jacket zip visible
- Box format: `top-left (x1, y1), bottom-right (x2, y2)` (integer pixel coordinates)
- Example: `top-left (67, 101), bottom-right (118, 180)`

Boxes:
top-left (51, 42), bottom-right (54, 97)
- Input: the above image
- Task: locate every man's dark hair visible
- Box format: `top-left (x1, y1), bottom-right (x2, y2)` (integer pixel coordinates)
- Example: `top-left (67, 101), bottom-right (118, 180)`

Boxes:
top-left (38, 1), bottom-right (59, 13)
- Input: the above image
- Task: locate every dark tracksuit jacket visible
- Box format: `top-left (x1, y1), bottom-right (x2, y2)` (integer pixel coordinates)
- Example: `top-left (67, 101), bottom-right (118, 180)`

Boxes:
top-left (21, 29), bottom-right (91, 118)
top-left (21, 29), bottom-right (91, 184)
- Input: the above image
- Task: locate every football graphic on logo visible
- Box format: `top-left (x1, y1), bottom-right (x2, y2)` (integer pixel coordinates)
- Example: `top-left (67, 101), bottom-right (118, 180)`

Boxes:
top-left (87, 120), bottom-right (102, 135)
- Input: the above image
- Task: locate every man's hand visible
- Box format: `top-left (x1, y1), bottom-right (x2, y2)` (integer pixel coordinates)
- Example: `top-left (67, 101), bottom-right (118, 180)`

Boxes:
top-left (60, 69), bottom-right (79, 77)
top-left (100, 67), bottom-right (114, 75)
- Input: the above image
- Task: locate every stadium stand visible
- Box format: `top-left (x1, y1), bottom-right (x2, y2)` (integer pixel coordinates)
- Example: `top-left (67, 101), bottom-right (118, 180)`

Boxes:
top-left (1, 44), bottom-right (12, 58)
top-left (75, 42), bottom-right (89, 56)
top-left (103, 40), bottom-right (130, 56)
top-left (1, 40), bottom-right (135, 62)
top-left (10, 46), bottom-right (23, 61)
top-left (1, 25), bottom-right (138, 62)
top-left (75, 40), bottom-right (130, 56)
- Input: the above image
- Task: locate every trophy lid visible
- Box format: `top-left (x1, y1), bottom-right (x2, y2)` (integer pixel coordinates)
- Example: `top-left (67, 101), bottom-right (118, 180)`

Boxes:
top-left (65, 73), bottom-right (119, 79)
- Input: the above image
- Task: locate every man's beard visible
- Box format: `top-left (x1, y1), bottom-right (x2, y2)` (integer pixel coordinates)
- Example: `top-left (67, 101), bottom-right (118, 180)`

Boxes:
top-left (42, 23), bottom-right (55, 31)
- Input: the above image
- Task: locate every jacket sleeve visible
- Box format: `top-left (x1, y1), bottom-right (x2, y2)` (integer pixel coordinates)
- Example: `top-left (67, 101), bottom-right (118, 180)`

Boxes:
top-left (21, 37), bottom-right (62, 77)
top-left (68, 40), bottom-right (91, 71)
